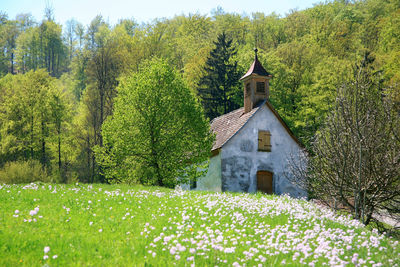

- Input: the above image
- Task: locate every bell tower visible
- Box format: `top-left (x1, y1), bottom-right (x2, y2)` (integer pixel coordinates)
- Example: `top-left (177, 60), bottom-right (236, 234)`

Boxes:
top-left (240, 49), bottom-right (272, 113)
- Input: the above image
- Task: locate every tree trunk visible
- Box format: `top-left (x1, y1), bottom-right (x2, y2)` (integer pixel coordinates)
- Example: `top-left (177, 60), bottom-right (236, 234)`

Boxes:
top-left (30, 115), bottom-right (34, 160)
top-left (10, 52), bottom-right (14, 74)
top-left (99, 90), bottom-right (104, 147)
top-left (41, 121), bottom-right (46, 168)
top-left (58, 130), bottom-right (61, 172)
top-left (91, 153), bottom-right (95, 183)
top-left (86, 135), bottom-right (90, 181)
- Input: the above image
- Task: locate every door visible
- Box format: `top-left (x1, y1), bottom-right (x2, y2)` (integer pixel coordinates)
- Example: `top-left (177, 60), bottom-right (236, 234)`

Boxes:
top-left (257, 171), bottom-right (273, 194)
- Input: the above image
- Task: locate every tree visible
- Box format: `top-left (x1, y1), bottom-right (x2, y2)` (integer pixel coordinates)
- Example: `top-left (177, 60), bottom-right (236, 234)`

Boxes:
top-left (297, 55), bottom-right (400, 227)
top-left (15, 20), bottom-right (66, 76)
top-left (198, 32), bottom-right (241, 119)
top-left (64, 19), bottom-right (77, 62)
top-left (96, 58), bottom-right (213, 187)
top-left (0, 70), bottom-right (69, 172)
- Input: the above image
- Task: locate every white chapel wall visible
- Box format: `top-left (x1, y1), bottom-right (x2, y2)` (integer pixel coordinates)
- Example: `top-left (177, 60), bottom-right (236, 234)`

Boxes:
top-left (220, 104), bottom-right (307, 198)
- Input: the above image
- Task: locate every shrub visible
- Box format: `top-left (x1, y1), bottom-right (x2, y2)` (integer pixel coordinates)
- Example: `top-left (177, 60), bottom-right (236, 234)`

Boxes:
top-left (0, 160), bottom-right (52, 184)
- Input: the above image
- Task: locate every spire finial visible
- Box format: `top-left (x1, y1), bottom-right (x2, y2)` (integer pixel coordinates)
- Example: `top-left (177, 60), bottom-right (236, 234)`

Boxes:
top-left (254, 48), bottom-right (258, 59)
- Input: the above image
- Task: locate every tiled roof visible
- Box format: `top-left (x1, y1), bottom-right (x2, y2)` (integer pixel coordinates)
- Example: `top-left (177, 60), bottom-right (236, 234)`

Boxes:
top-left (210, 106), bottom-right (260, 151)
top-left (210, 101), bottom-right (304, 152)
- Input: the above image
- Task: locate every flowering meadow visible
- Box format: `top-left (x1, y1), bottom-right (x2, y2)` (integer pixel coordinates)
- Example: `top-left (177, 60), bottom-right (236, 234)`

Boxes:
top-left (0, 183), bottom-right (399, 266)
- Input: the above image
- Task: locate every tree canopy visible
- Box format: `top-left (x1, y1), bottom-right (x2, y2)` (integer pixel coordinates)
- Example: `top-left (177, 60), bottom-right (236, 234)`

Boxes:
top-left (0, 0), bottom-right (399, 183)
top-left (96, 58), bottom-right (214, 187)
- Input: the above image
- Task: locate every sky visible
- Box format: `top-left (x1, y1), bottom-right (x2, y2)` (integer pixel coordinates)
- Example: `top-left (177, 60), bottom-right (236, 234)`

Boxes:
top-left (1, 0), bottom-right (321, 26)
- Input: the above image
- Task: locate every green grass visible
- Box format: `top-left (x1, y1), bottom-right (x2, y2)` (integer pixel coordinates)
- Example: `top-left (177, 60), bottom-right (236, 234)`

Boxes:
top-left (0, 183), bottom-right (399, 266)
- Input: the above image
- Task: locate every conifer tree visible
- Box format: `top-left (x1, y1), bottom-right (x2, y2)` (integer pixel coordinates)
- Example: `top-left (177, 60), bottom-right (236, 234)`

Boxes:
top-left (198, 32), bottom-right (241, 119)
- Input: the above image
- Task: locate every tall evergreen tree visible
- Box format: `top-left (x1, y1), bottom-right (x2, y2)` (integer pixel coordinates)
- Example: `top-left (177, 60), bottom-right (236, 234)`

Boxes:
top-left (198, 32), bottom-right (241, 119)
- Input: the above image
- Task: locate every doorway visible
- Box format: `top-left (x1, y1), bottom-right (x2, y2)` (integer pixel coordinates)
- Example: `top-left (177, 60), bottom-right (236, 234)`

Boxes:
top-left (257, 170), bottom-right (273, 194)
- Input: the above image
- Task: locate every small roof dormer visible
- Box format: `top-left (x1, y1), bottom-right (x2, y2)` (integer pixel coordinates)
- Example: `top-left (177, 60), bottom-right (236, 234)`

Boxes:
top-left (240, 49), bottom-right (272, 113)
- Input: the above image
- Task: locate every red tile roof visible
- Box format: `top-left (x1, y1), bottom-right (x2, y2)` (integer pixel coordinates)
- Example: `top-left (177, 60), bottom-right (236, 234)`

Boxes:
top-left (210, 106), bottom-right (260, 151)
top-left (210, 102), bottom-right (304, 152)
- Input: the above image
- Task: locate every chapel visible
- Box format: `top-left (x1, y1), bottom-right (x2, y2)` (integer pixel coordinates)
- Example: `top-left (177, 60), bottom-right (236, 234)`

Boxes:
top-left (195, 49), bottom-right (306, 197)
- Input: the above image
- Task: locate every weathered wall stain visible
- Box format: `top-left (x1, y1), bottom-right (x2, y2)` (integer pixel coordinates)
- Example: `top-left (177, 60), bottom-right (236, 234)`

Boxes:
top-left (239, 139), bottom-right (254, 152)
top-left (221, 156), bottom-right (252, 192)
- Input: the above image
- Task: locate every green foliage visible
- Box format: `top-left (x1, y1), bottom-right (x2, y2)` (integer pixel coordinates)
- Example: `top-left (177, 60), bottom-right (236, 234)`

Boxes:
top-left (14, 20), bottom-right (66, 76)
top-left (1, 0), bottom-right (400, 180)
top-left (96, 58), bottom-right (214, 187)
top-left (198, 32), bottom-right (241, 119)
top-left (0, 160), bottom-right (51, 184)
top-left (0, 70), bottom-right (71, 178)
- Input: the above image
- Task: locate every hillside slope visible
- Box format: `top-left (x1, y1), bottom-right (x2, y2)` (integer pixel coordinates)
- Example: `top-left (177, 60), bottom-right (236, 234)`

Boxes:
top-left (0, 183), bottom-right (399, 266)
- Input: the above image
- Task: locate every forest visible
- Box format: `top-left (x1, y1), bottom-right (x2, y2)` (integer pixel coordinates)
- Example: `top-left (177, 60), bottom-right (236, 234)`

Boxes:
top-left (0, 0), bottom-right (399, 184)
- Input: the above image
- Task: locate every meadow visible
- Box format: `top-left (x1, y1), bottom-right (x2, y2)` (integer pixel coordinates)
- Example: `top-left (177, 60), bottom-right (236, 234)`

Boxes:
top-left (0, 183), bottom-right (399, 266)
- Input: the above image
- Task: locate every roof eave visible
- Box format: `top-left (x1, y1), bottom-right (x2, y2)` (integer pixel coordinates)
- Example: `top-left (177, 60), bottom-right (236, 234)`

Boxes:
top-left (240, 73), bottom-right (273, 81)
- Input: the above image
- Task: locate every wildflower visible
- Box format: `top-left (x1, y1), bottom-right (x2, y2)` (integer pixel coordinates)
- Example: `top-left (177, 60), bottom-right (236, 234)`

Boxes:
top-left (15, 210), bottom-right (19, 214)
top-left (99, 229), bottom-right (103, 233)
top-left (29, 210), bottom-right (37, 216)
top-left (44, 246), bottom-right (50, 254)
top-left (52, 255), bottom-right (58, 259)
top-left (177, 244), bottom-right (186, 252)
top-left (43, 255), bottom-right (49, 260)
top-left (352, 253), bottom-right (359, 265)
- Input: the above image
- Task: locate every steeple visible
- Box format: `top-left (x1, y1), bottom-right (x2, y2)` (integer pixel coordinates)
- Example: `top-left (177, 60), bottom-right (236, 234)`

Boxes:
top-left (240, 49), bottom-right (272, 113)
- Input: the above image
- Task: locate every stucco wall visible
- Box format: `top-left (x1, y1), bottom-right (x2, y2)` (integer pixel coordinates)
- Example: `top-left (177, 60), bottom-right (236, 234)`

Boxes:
top-left (220, 104), bottom-right (307, 198)
top-left (195, 153), bottom-right (222, 192)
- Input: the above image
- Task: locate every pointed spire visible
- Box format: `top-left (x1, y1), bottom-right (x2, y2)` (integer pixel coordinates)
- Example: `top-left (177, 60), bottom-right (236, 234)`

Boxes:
top-left (240, 48), bottom-right (271, 81)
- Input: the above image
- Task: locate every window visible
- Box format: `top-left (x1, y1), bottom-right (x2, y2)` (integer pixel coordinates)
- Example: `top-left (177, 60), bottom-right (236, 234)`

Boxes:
top-left (246, 83), bottom-right (251, 95)
top-left (256, 82), bottom-right (265, 93)
top-left (258, 130), bottom-right (271, 152)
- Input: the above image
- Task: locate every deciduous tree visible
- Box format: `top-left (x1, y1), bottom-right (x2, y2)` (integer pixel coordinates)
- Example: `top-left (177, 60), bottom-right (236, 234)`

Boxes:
top-left (294, 55), bottom-right (400, 227)
top-left (96, 58), bottom-right (213, 187)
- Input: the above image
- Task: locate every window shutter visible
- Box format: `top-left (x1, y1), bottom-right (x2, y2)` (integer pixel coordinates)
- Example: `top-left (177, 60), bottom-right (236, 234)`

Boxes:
top-left (258, 130), bottom-right (271, 152)
top-left (258, 131), bottom-right (263, 150)
top-left (264, 131), bottom-right (271, 151)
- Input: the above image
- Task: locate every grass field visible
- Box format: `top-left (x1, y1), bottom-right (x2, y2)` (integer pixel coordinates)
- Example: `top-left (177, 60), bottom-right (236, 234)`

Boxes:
top-left (0, 183), bottom-right (399, 266)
